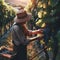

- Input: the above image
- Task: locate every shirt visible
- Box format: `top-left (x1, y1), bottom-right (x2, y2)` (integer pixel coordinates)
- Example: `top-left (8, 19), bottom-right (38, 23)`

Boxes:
top-left (11, 24), bottom-right (28, 60)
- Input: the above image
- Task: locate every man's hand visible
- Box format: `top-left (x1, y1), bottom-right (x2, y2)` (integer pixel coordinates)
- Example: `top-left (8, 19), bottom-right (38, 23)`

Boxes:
top-left (0, 53), bottom-right (12, 58)
top-left (37, 29), bottom-right (44, 33)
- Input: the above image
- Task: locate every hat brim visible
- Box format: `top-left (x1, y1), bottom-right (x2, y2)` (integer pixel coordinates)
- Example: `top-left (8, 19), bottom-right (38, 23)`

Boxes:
top-left (14, 13), bottom-right (32, 23)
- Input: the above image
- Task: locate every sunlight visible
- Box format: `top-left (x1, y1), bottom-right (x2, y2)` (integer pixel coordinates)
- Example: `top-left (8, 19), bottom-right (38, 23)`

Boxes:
top-left (5, 0), bottom-right (30, 6)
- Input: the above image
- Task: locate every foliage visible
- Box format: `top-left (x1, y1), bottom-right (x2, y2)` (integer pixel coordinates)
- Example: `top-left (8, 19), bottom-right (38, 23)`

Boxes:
top-left (25, 0), bottom-right (60, 60)
top-left (0, 0), bottom-right (17, 48)
top-left (0, 0), bottom-right (16, 28)
top-left (0, 1), bottom-right (16, 59)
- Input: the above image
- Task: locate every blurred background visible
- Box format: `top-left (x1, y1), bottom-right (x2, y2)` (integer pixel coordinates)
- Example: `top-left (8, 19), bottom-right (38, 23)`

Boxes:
top-left (0, 0), bottom-right (60, 60)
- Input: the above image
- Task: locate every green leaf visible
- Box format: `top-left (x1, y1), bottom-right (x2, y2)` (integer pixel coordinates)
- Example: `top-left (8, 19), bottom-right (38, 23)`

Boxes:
top-left (56, 30), bottom-right (60, 40)
top-left (50, 0), bottom-right (59, 7)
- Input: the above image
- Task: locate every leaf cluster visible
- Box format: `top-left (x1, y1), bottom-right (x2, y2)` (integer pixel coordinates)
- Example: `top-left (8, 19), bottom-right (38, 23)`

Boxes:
top-left (0, 0), bottom-right (16, 27)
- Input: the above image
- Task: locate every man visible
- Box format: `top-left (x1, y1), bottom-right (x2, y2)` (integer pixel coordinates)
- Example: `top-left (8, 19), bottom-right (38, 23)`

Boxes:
top-left (1, 9), bottom-right (43, 60)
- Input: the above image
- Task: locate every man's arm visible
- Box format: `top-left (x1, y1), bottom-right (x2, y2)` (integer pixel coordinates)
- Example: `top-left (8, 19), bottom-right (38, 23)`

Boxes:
top-left (25, 35), bottom-right (44, 45)
top-left (21, 24), bottom-right (43, 36)
top-left (27, 29), bottom-right (43, 36)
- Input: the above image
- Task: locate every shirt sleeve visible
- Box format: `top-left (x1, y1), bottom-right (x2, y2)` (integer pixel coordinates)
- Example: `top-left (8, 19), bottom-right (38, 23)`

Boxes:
top-left (12, 25), bottom-right (27, 46)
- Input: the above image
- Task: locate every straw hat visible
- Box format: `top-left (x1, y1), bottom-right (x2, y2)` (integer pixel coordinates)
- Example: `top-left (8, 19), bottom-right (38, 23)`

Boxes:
top-left (14, 9), bottom-right (32, 23)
